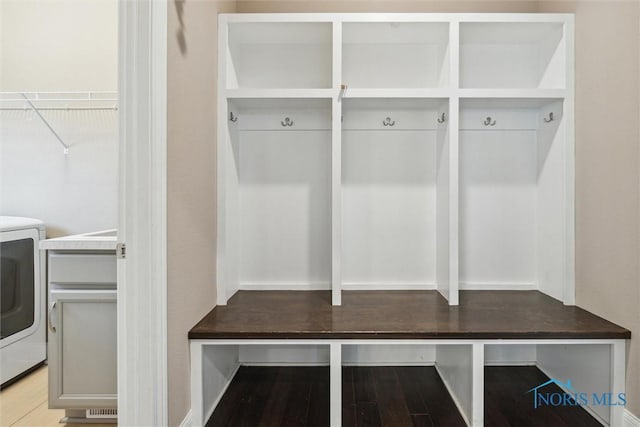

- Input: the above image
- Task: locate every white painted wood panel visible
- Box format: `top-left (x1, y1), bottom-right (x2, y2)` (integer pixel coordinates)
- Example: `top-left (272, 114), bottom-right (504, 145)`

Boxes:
top-left (343, 344), bottom-right (436, 365)
top-left (342, 22), bottom-right (449, 89)
top-left (342, 130), bottom-right (437, 287)
top-left (436, 113), bottom-right (451, 300)
top-left (536, 99), bottom-right (566, 300)
top-left (332, 21), bottom-right (343, 305)
top-left (239, 130), bottom-right (331, 288)
top-left (227, 23), bottom-right (332, 89)
top-left (485, 344), bottom-right (537, 365)
top-left (537, 344), bottom-right (613, 425)
top-left (460, 129), bottom-right (537, 288)
top-left (217, 13), bottom-right (575, 304)
top-left (190, 338), bottom-right (621, 427)
top-left (200, 345), bottom-right (239, 426)
top-left (460, 22), bottom-right (565, 89)
top-left (239, 345), bottom-right (330, 365)
top-left (436, 345), bottom-right (476, 426)
top-left (238, 344), bottom-right (541, 366)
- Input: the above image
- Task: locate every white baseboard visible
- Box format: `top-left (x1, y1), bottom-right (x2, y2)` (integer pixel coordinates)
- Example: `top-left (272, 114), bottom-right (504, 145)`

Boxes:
top-left (625, 410), bottom-right (640, 427)
top-left (341, 282), bottom-right (436, 290)
top-left (239, 283), bottom-right (438, 291)
top-left (239, 283), bottom-right (330, 291)
top-left (179, 409), bottom-right (192, 427)
top-left (459, 282), bottom-right (536, 291)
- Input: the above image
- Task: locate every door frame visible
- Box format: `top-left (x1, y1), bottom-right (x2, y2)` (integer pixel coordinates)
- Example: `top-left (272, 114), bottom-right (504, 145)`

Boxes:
top-left (117, 0), bottom-right (168, 425)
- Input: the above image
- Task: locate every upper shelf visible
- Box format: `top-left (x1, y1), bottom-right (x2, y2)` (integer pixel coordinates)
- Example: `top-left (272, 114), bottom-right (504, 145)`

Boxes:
top-left (460, 22), bottom-right (567, 89)
top-left (222, 15), bottom-right (572, 92)
top-left (342, 22), bottom-right (449, 89)
top-left (226, 22), bottom-right (333, 89)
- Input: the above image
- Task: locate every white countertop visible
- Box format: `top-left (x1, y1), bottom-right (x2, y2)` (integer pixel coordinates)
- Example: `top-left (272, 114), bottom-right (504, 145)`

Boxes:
top-left (40, 229), bottom-right (118, 251)
top-left (0, 216), bottom-right (45, 232)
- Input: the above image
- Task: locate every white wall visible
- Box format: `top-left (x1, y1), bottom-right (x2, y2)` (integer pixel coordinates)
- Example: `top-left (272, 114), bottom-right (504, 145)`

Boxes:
top-left (0, 110), bottom-right (117, 237)
top-left (0, 0), bottom-right (118, 237)
top-left (0, 0), bottom-right (117, 92)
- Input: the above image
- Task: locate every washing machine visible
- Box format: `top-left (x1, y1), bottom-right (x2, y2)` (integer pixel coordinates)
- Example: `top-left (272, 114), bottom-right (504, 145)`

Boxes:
top-left (1, 216), bottom-right (46, 387)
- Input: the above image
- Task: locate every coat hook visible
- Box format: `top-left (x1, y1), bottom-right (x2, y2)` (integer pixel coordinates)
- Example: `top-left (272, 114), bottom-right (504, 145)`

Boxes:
top-left (543, 112), bottom-right (554, 123)
top-left (229, 111), bottom-right (238, 122)
top-left (483, 116), bottom-right (497, 126)
top-left (382, 117), bottom-right (396, 127)
top-left (437, 112), bottom-right (446, 123)
top-left (281, 117), bottom-right (294, 127)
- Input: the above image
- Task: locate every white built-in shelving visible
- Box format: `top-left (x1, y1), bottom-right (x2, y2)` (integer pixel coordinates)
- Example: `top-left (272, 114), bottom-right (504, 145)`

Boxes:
top-left (216, 13), bottom-right (575, 307)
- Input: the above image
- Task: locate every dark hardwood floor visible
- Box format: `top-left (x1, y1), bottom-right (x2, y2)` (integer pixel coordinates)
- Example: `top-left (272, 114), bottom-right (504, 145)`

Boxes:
top-left (190, 290), bottom-right (630, 340)
top-left (484, 366), bottom-right (601, 427)
top-left (207, 366), bottom-right (603, 427)
top-left (208, 366), bottom-right (464, 427)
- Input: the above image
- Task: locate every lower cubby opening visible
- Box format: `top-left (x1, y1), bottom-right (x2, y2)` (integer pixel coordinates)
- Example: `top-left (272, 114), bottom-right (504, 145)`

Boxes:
top-left (205, 365), bottom-right (466, 427)
top-left (342, 366), bottom-right (466, 427)
top-left (485, 343), bottom-right (618, 427)
top-left (208, 365), bottom-right (330, 427)
top-left (194, 340), bottom-right (626, 427)
top-left (485, 366), bottom-right (601, 427)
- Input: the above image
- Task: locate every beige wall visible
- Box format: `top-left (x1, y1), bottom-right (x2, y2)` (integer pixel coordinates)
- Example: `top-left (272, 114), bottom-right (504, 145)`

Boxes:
top-left (167, 0), bottom-right (235, 425)
top-left (167, 0), bottom-right (640, 423)
top-left (237, 0), bottom-right (538, 13)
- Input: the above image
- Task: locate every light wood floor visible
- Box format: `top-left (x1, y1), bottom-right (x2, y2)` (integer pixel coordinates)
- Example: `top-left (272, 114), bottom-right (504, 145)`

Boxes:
top-left (0, 366), bottom-right (115, 427)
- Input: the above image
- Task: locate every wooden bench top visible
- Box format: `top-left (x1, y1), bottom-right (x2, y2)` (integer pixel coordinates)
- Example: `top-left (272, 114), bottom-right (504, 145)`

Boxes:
top-left (189, 290), bottom-right (631, 340)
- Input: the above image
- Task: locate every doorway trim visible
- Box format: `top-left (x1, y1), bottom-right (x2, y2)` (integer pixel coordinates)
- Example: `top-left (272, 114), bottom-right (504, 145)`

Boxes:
top-left (117, 0), bottom-right (168, 425)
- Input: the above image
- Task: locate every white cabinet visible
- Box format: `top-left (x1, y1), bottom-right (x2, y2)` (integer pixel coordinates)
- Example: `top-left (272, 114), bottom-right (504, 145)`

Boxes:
top-left (217, 13), bottom-right (574, 306)
top-left (46, 250), bottom-right (117, 417)
top-left (48, 289), bottom-right (117, 408)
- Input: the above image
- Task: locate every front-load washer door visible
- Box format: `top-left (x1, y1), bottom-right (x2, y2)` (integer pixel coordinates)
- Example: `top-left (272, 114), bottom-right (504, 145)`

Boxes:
top-left (0, 228), bottom-right (40, 348)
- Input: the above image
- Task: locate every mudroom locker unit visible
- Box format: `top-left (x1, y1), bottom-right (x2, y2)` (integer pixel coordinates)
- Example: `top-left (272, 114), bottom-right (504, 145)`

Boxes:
top-left (188, 13), bottom-right (631, 427)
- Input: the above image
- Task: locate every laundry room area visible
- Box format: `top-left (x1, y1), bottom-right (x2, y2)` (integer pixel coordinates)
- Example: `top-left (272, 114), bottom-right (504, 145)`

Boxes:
top-left (0, 0), bottom-right (119, 425)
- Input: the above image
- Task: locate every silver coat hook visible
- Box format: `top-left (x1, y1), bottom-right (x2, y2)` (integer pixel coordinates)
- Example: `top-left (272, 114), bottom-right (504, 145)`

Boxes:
top-left (229, 112), bottom-right (238, 122)
top-left (281, 117), bottom-right (294, 127)
top-left (382, 117), bottom-right (395, 127)
top-left (543, 112), bottom-right (554, 123)
top-left (437, 112), bottom-right (446, 123)
top-left (483, 116), bottom-right (497, 126)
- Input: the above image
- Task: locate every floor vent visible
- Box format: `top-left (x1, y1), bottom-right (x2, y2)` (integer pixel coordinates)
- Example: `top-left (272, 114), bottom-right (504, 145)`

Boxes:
top-left (86, 408), bottom-right (117, 418)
